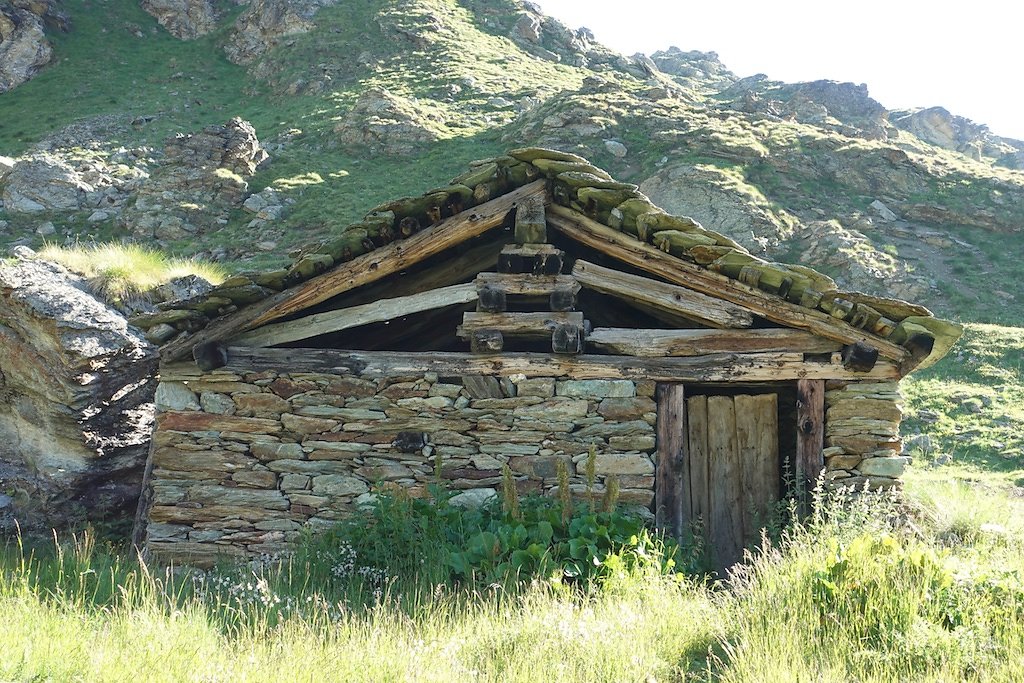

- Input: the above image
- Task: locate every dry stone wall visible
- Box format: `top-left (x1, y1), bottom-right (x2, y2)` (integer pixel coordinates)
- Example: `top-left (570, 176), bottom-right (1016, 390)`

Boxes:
top-left (822, 380), bottom-right (906, 490)
top-left (146, 366), bottom-right (657, 566)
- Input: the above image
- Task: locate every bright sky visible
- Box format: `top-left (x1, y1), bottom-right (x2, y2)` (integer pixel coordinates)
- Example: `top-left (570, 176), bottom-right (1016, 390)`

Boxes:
top-left (533, 0), bottom-right (1024, 141)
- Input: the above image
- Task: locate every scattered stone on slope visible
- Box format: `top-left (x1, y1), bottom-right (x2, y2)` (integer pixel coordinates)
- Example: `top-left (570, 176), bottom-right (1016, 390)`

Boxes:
top-left (223, 0), bottom-right (340, 65)
top-left (0, 255), bottom-right (157, 535)
top-left (792, 219), bottom-right (927, 301)
top-left (142, 0), bottom-right (221, 40)
top-left (122, 117), bottom-right (269, 241)
top-left (0, 1), bottom-right (57, 93)
top-left (334, 88), bottom-right (444, 156)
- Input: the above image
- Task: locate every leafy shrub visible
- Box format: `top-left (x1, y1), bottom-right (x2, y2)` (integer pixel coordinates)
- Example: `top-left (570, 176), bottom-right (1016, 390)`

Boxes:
top-left (305, 486), bottom-right (681, 591)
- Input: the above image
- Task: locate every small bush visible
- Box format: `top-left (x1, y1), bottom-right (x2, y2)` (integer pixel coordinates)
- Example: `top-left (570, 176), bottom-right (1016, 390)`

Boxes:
top-left (303, 487), bottom-right (680, 592)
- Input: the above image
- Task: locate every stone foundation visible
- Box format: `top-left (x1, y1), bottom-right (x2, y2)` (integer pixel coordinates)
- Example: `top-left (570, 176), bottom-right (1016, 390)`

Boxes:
top-left (822, 380), bottom-right (906, 490)
top-left (145, 367), bottom-right (656, 566)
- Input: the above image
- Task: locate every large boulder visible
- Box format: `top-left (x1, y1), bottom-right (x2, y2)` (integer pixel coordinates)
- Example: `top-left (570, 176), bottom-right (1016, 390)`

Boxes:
top-left (0, 254), bottom-right (157, 535)
top-left (142, 0), bottom-right (220, 40)
top-left (0, 4), bottom-right (52, 93)
top-left (223, 0), bottom-right (339, 65)
top-left (122, 117), bottom-right (268, 241)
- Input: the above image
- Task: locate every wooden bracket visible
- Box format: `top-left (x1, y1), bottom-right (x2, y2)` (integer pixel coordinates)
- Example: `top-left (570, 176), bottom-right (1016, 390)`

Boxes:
top-left (477, 284), bottom-right (507, 313)
top-left (551, 323), bottom-right (584, 354)
top-left (470, 330), bottom-right (504, 353)
top-left (841, 341), bottom-right (880, 373)
top-left (192, 341), bottom-right (228, 371)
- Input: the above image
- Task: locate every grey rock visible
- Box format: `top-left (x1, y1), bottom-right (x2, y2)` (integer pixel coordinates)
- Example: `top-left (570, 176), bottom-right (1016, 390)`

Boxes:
top-left (0, 7), bottom-right (52, 93)
top-left (857, 456), bottom-right (910, 478)
top-left (334, 88), bottom-right (442, 156)
top-left (87, 210), bottom-right (110, 223)
top-left (0, 258), bottom-right (156, 535)
top-left (869, 199), bottom-right (898, 222)
top-left (224, 0), bottom-right (340, 65)
top-left (35, 221), bottom-right (55, 236)
top-left (556, 379), bottom-right (635, 399)
top-left (142, 0), bottom-right (221, 40)
top-left (199, 392), bottom-right (236, 415)
top-left (449, 488), bottom-right (497, 509)
top-left (155, 382), bottom-right (200, 411)
top-left (604, 139), bottom-right (627, 158)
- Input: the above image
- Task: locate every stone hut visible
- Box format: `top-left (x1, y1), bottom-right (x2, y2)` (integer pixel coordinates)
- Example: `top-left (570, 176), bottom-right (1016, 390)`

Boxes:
top-left (134, 148), bottom-right (962, 568)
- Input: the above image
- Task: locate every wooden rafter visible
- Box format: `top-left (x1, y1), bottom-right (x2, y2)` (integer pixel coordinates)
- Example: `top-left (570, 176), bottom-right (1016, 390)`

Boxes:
top-left (548, 205), bottom-right (910, 363)
top-left (572, 259), bottom-right (753, 329)
top-left (233, 283), bottom-right (478, 348)
top-left (161, 180), bottom-right (547, 362)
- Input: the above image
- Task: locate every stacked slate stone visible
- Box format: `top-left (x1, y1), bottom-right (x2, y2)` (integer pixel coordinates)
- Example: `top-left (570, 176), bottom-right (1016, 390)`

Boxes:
top-left (128, 146), bottom-right (957, 360)
top-left (822, 381), bottom-right (907, 490)
top-left (149, 364), bottom-right (658, 565)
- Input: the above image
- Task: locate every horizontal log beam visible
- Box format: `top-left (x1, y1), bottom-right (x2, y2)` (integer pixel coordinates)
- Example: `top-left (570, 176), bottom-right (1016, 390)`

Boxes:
top-left (549, 206), bottom-right (909, 363)
top-left (572, 259), bottom-right (753, 329)
top-left (233, 283), bottom-right (479, 348)
top-left (215, 347), bottom-right (900, 382)
top-left (587, 327), bottom-right (843, 357)
top-left (474, 273), bottom-right (580, 297)
top-left (458, 311), bottom-right (584, 339)
top-left (161, 180), bottom-right (547, 362)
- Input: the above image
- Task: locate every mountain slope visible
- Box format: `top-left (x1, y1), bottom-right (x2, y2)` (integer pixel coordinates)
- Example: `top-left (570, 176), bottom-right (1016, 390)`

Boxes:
top-left (0, 0), bottom-right (1022, 326)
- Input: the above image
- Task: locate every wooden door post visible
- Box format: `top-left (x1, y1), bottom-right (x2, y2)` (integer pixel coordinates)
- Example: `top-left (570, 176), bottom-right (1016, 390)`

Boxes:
top-left (656, 384), bottom-right (690, 543)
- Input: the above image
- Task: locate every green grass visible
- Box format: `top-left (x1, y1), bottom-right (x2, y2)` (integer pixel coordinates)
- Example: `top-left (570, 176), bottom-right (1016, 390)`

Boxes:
top-left (4, 481), bottom-right (1024, 682)
top-left (901, 323), bottom-right (1024, 478)
top-left (37, 242), bottom-right (226, 303)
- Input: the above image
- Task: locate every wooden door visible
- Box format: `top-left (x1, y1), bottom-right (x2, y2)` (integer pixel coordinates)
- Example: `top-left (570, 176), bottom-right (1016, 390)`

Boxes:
top-left (657, 388), bottom-right (780, 570)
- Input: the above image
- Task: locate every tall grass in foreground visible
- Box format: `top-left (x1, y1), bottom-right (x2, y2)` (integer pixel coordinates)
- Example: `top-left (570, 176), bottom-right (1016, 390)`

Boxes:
top-left (3, 485), bottom-right (1024, 682)
top-left (36, 243), bottom-right (226, 304)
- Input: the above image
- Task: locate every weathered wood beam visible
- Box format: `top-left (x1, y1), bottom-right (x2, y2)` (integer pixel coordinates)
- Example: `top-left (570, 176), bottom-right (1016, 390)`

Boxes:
top-left (498, 243), bottom-right (564, 275)
top-left (572, 259), bottom-right (754, 330)
top-left (795, 378), bottom-right (825, 513)
top-left (232, 283), bottom-right (479, 348)
top-left (549, 206), bottom-right (910, 363)
top-left (587, 327), bottom-right (843, 357)
top-left (655, 383), bottom-right (689, 544)
top-left (514, 195), bottom-right (547, 244)
top-left (458, 311), bottom-right (584, 340)
top-left (475, 273), bottom-right (580, 297)
top-left (161, 180), bottom-right (547, 362)
top-left (213, 347), bottom-right (901, 382)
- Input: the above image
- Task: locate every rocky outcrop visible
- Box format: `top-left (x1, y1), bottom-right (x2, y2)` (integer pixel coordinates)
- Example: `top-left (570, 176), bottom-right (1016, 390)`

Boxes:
top-left (791, 219), bottom-right (927, 301)
top-left (334, 88), bottom-right (444, 155)
top-left (0, 151), bottom-right (147, 214)
top-left (223, 0), bottom-right (339, 65)
top-left (890, 106), bottom-right (1024, 163)
top-left (640, 163), bottom-right (795, 254)
top-left (122, 117), bottom-right (268, 241)
top-left (650, 47), bottom-right (736, 93)
top-left (726, 79), bottom-right (890, 140)
top-left (0, 2), bottom-right (53, 92)
top-left (0, 253), bottom-right (157, 535)
top-left (142, 0), bottom-right (220, 40)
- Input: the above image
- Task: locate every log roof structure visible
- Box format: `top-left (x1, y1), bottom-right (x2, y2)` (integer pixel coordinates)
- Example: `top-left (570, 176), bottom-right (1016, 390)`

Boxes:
top-left (134, 146), bottom-right (961, 377)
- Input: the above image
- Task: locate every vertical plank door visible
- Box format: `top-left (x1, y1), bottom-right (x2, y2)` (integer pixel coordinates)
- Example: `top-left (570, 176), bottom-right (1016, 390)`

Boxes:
top-left (655, 384), bottom-right (690, 542)
top-left (735, 393), bottom-right (780, 546)
top-left (687, 395), bottom-right (711, 543)
top-left (707, 396), bottom-right (743, 569)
